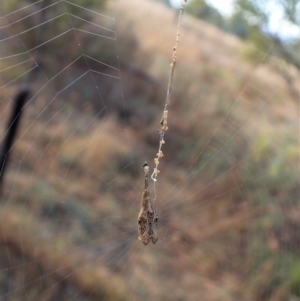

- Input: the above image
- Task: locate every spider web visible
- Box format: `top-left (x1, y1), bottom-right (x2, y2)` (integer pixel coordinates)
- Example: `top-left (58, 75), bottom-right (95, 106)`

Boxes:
top-left (0, 0), bottom-right (299, 301)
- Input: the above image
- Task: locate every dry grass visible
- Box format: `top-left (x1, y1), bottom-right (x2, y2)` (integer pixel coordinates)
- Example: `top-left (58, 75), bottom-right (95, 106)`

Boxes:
top-left (0, 206), bottom-right (139, 301)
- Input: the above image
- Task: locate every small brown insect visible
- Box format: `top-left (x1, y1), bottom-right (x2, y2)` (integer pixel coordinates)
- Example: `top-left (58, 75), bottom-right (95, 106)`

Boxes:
top-left (137, 162), bottom-right (158, 245)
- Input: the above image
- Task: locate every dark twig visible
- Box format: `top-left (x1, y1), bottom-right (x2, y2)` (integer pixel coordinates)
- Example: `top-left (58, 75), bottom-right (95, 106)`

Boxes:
top-left (0, 87), bottom-right (30, 193)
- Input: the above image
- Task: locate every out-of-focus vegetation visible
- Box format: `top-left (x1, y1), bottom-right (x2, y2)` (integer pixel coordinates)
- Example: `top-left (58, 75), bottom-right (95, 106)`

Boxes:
top-left (0, 0), bottom-right (299, 300)
top-left (159, 0), bottom-right (300, 99)
top-left (185, 0), bottom-right (226, 29)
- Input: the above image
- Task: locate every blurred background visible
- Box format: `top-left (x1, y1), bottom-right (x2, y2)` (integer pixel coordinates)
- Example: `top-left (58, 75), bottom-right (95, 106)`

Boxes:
top-left (0, 0), bottom-right (299, 300)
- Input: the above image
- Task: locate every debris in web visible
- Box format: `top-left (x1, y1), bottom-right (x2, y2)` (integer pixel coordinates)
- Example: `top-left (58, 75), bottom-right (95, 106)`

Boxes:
top-left (138, 162), bottom-right (158, 245)
top-left (151, 0), bottom-right (186, 184)
top-left (138, 1), bottom-right (186, 244)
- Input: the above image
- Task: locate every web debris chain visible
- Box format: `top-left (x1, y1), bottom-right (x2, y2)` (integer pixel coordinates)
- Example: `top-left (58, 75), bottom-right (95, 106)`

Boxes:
top-left (138, 1), bottom-right (186, 244)
top-left (138, 162), bottom-right (158, 245)
top-left (151, 0), bottom-right (186, 185)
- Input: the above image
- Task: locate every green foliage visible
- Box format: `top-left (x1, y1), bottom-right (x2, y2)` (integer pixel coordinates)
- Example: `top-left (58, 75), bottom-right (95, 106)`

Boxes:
top-left (186, 0), bottom-right (226, 28)
top-left (226, 12), bottom-right (251, 38)
top-left (232, 0), bottom-right (300, 69)
top-left (233, 0), bottom-right (268, 26)
top-left (181, 0), bottom-right (300, 70)
top-left (280, 0), bottom-right (300, 24)
top-left (290, 262), bottom-right (300, 296)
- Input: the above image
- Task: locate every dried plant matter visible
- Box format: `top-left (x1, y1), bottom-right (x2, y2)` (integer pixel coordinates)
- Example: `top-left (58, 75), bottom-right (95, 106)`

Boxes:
top-left (138, 162), bottom-right (158, 245)
top-left (138, 2), bottom-right (186, 245)
top-left (152, 1), bottom-right (186, 182)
